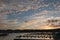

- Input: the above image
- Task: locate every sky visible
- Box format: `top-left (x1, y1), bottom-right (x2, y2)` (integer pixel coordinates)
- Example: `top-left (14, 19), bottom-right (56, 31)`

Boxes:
top-left (0, 0), bottom-right (60, 30)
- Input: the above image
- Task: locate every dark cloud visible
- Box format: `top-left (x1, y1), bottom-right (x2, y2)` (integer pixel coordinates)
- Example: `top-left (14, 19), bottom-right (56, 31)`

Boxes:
top-left (47, 19), bottom-right (60, 27)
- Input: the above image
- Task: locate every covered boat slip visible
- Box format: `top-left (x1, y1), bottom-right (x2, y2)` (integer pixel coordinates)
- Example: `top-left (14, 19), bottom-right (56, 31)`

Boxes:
top-left (14, 29), bottom-right (60, 40)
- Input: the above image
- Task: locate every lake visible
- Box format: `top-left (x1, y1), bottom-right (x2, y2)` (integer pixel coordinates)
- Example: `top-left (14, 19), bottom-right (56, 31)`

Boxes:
top-left (0, 33), bottom-right (54, 40)
top-left (0, 33), bottom-right (21, 40)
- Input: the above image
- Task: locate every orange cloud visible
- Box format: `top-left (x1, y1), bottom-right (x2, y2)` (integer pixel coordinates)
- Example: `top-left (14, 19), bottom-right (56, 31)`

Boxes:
top-left (19, 16), bottom-right (60, 30)
top-left (0, 4), bottom-right (6, 9)
top-left (0, 23), bottom-right (8, 30)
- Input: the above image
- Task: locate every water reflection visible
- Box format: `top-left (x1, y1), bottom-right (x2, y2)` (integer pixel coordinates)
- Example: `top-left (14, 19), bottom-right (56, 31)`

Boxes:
top-left (14, 32), bottom-right (54, 40)
top-left (0, 33), bottom-right (21, 40)
top-left (0, 32), bottom-right (60, 40)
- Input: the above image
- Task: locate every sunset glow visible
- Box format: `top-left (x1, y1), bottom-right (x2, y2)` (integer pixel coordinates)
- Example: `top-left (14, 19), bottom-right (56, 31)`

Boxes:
top-left (0, 0), bottom-right (60, 30)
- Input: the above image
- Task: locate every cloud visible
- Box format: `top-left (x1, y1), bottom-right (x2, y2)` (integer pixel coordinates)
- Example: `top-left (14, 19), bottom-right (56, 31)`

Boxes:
top-left (55, 5), bottom-right (60, 11)
top-left (19, 9), bottom-right (60, 29)
top-left (7, 19), bottom-right (18, 25)
top-left (8, 0), bottom-right (41, 11)
top-left (0, 4), bottom-right (6, 9)
top-left (0, 0), bottom-right (41, 16)
top-left (0, 15), bottom-right (19, 29)
top-left (0, 0), bottom-right (60, 30)
top-left (0, 10), bottom-right (60, 29)
top-left (0, 0), bottom-right (60, 16)
top-left (0, 9), bottom-right (13, 16)
top-left (20, 17), bottom-right (60, 30)
top-left (0, 23), bottom-right (8, 30)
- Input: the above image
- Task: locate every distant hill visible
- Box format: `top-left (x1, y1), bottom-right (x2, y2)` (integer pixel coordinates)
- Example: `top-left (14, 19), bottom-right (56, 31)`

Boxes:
top-left (0, 28), bottom-right (60, 33)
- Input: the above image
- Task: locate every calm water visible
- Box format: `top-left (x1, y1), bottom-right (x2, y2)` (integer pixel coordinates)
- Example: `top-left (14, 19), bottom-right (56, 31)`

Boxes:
top-left (0, 33), bottom-right (54, 40)
top-left (0, 33), bottom-right (21, 40)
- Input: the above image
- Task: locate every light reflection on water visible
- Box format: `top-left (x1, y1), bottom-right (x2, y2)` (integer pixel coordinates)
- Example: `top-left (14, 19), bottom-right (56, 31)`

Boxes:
top-left (0, 33), bottom-right (54, 40)
top-left (0, 33), bottom-right (21, 40)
